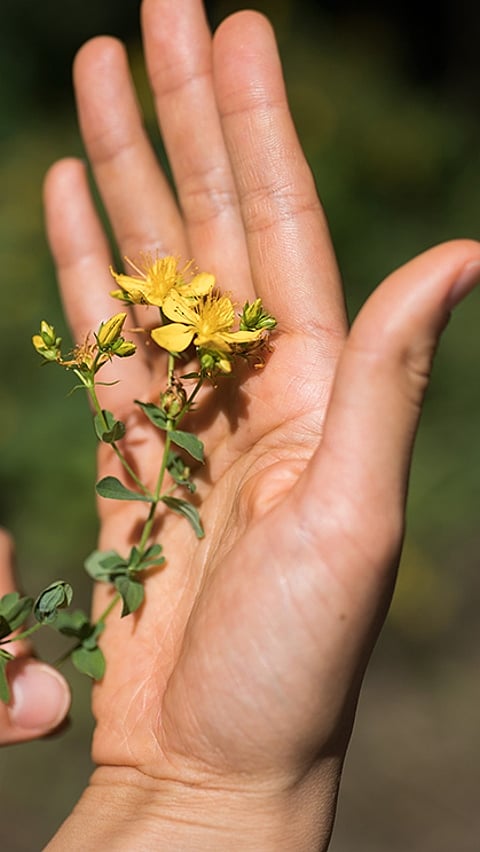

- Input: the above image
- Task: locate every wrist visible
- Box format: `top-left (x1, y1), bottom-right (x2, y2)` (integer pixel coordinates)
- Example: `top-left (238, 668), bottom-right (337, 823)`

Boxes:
top-left (45, 760), bottom-right (342, 851)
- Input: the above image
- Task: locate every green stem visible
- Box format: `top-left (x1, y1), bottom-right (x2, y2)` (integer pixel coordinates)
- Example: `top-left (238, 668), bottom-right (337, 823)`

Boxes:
top-left (54, 593), bottom-right (122, 669)
top-left (179, 375), bottom-right (204, 422)
top-left (0, 622), bottom-right (43, 645)
top-left (88, 381), bottom-right (150, 496)
top-left (95, 591), bottom-right (122, 626)
top-left (135, 373), bottom-right (205, 553)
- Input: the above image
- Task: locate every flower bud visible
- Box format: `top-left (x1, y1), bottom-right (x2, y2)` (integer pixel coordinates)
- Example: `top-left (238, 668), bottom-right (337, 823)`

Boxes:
top-left (160, 384), bottom-right (187, 418)
top-left (32, 334), bottom-right (58, 360)
top-left (39, 321), bottom-right (58, 346)
top-left (240, 299), bottom-right (277, 331)
top-left (199, 350), bottom-right (232, 376)
top-left (32, 321), bottom-right (62, 361)
top-left (97, 313), bottom-right (127, 348)
top-left (112, 340), bottom-right (136, 358)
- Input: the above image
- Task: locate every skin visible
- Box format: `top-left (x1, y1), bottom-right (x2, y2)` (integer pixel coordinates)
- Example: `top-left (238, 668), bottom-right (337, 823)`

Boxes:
top-left (41, 1), bottom-right (480, 849)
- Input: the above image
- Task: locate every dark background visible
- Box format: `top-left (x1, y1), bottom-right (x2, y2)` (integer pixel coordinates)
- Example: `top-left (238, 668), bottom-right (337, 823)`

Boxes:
top-left (0, 1), bottom-right (479, 849)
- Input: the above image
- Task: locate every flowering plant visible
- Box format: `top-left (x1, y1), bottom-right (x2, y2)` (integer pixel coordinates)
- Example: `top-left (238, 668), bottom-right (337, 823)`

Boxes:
top-left (0, 256), bottom-right (276, 701)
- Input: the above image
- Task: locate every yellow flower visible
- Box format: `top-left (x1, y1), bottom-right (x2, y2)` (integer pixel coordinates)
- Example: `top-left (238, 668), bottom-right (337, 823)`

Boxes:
top-left (110, 255), bottom-right (215, 307)
top-left (150, 290), bottom-right (263, 354)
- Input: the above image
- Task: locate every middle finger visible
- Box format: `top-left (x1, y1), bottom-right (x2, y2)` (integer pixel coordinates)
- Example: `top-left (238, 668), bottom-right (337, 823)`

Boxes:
top-left (141, 0), bottom-right (255, 304)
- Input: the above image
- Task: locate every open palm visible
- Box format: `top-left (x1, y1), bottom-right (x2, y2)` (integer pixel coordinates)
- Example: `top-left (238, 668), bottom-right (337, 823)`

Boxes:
top-left (44, 1), bottom-right (480, 843)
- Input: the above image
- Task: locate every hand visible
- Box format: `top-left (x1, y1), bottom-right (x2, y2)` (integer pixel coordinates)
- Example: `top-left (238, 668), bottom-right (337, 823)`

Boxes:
top-left (43, 0), bottom-right (480, 848)
top-left (0, 530), bottom-right (70, 744)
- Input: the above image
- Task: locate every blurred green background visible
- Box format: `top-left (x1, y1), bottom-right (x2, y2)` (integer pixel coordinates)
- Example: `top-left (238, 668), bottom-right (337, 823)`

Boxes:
top-left (0, 0), bottom-right (479, 849)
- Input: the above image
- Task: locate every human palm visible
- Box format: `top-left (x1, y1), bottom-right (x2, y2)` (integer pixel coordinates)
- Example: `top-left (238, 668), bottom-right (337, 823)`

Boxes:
top-left (44, 0), bottom-right (480, 811)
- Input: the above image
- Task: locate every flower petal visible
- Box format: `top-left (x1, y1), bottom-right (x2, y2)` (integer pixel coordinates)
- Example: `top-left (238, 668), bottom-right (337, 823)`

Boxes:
top-left (161, 291), bottom-right (200, 325)
top-left (184, 273), bottom-right (215, 297)
top-left (151, 323), bottom-right (195, 353)
top-left (222, 329), bottom-right (263, 344)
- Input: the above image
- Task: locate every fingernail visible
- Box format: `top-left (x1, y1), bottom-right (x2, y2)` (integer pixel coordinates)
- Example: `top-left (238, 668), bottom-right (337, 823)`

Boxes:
top-left (9, 660), bottom-right (71, 731)
top-left (448, 260), bottom-right (480, 309)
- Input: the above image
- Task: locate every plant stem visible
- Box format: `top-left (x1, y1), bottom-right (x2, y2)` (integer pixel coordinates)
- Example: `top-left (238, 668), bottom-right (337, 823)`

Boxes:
top-left (96, 591), bottom-right (122, 625)
top-left (0, 622), bottom-right (43, 645)
top-left (88, 381), bottom-right (150, 495)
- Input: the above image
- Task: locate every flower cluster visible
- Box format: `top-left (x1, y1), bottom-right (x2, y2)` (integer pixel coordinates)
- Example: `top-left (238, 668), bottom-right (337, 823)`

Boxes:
top-left (5, 254), bottom-right (278, 699)
top-left (32, 312), bottom-right (136, 380)
top-left (111, 255), bottom-right (276, 375)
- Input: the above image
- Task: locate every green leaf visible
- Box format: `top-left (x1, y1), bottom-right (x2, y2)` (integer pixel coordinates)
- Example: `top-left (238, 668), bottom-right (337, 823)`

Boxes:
top-left (114, 575), bottom-right (145, 617)
top-left (82, 621), bottom-right (105, 651)
top-left (127, 544), bottom-right (165, 573)
top-left (33, 581), bottom-right (73, 624)
top-left (54, 609), bottom-right (91, 639)
top-left (170, 430), bottom-right (204, 462)
top-left (180, 371), bottom-right (201, 380)
top-left (167, 451), bottom-right (196, 493)
top-left (0, 592), bottom-right (33, 637)
top-left (84, 549), bottom-right (128, 582)
top-left (71, 644), bottom-right (106, 680)
top-left (135, 400), bottom-right (168, 430)
top-left (96, 476), bottom-right (153, 503)
top-left (0, 649), bottom-right (13, 703)
top-left (161, 496), bottom-right (205, 539)
top-left (94, 410), bottom-right (126, 444)
top-left (142, 544), bottom-right (164, 563)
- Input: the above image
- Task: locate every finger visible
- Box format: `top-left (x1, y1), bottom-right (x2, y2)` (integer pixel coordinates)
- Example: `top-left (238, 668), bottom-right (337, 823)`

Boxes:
top-left (0, 530), bottom-right (30, 659)
top-left (0, 531), bottom-right (71, 744)
top-left (213, 12), bottom-right (347, 339)
top-left (73, 36), bottom-right (185, 262)
top-left (44, 158), bottom-right (152, 414)
top-left (0, 659), bottom-right (71, 745)
top-left (301, 240), bottom-right (480, 580)
top-left (141, 0), bottom-right (254, 303)
top-left (0, 529), bottom-right (18, 598)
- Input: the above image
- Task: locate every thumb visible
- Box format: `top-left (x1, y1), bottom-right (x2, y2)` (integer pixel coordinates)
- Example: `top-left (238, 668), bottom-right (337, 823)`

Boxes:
top-left (0, 658), bottom-right (71, 745)
top-left (300, 239), bottom-right (480, 579)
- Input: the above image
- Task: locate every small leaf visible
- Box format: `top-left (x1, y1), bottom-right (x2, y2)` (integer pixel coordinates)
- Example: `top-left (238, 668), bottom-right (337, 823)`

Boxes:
top-left (0, 616), bottom-right (10, 640)
top-left (84, 549), bottom-right (128, 582)
top-left (135, 400), bottom-right (168, 430)
top-left (94, 410), bottom-right (126, 444)
top-left (126, 544), bottom-right (165, 573)
top-left (82, 621), bottom-right (105, 651)
top-left (96, 476), bottom-right (153, 503)
top-left (0, 592), bottom-right (34, 636)
top-left (71, 644), bottom-right (106, 680)
top-left (54, 609), bottom-right (91, 639)
top-left (114, 575), bottom-right (145, 617)
top-left (0, 649), bottom-right (13, 703)
top-left (161, 496), bottom-right (205, 539)
top-left (170, 430), bottom-right (204, 462)
top-left (180, 371), bottom-right (201, 380)
top-left (167, 451), bottom-right (196, 493)
top-left (141, 544), bottom-right (164, 564)
top-left (33, 581), bottom-right (73, 624)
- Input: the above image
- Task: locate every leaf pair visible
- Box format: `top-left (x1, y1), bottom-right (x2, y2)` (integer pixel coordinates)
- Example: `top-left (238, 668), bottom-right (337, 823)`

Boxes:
top-left (85, 544), bottom-right (165, 617)
top-left (54, 609), bottom-right (106, 680)
top-left (135, 400), bottom-right (204, 462)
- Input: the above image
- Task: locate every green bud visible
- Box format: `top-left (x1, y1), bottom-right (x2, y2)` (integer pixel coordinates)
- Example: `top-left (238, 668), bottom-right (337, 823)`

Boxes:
top-left (239, 299), bottom-right (277, 332)
top-left (199, 349), bottom-right (232, 375)
top-left (39, 321), bottom-right (58, 346)
top-left (32, 320), bottom-right (62, 360)
top-left (160, 384), bottom-right (187, 418)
